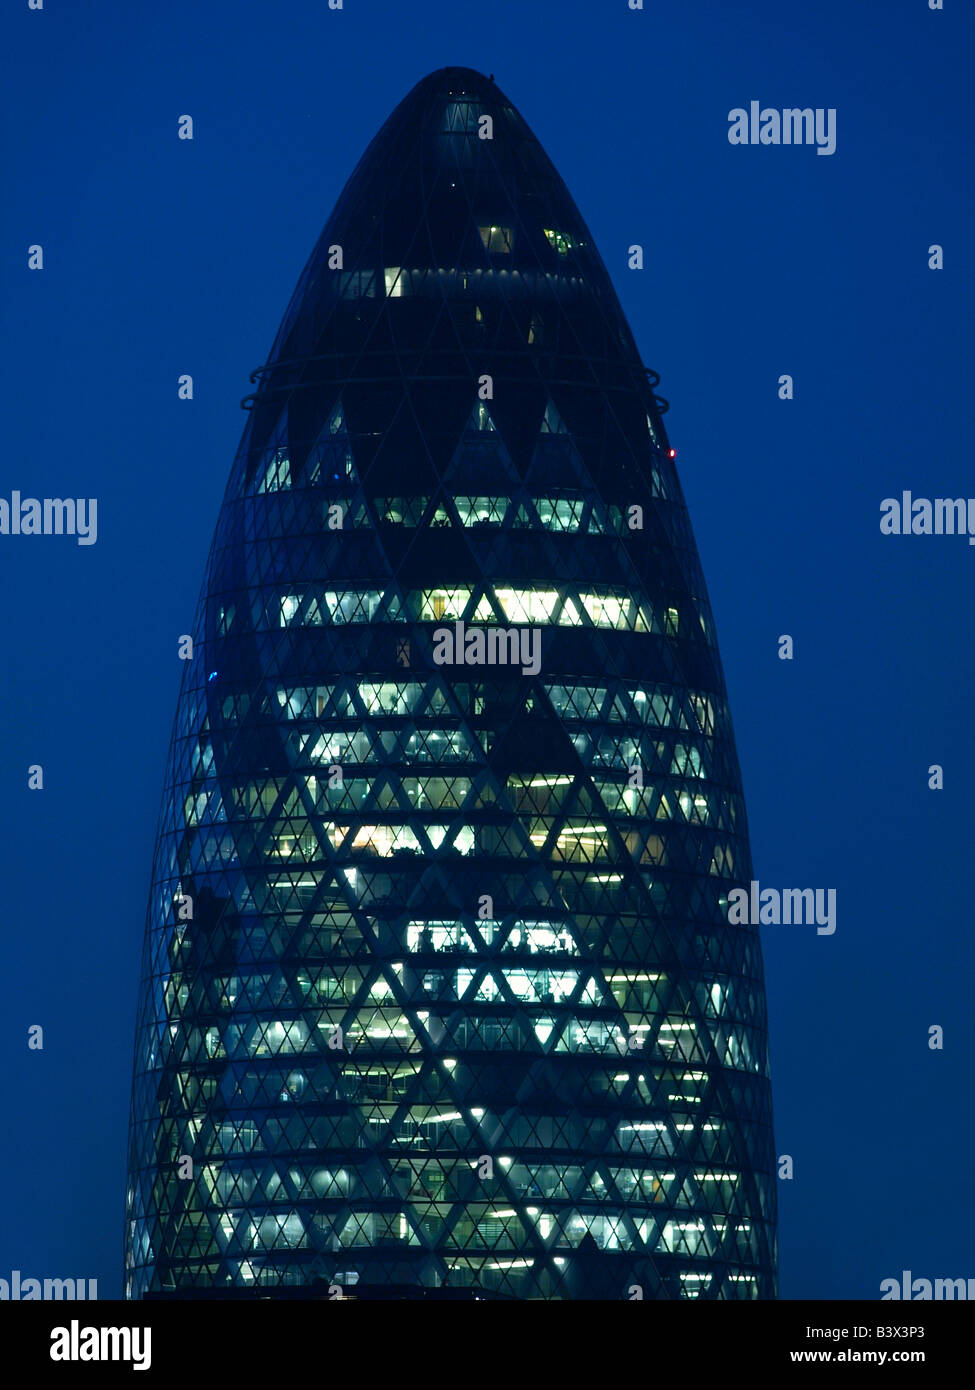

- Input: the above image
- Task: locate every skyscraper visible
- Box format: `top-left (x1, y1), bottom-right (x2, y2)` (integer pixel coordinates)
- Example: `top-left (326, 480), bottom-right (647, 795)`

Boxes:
top-left (124, 67), bottom-right (777, 1300)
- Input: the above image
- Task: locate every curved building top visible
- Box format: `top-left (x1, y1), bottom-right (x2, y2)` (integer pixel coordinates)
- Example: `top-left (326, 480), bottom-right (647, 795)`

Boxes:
top-left (238, 65), bottom-right (671, 497)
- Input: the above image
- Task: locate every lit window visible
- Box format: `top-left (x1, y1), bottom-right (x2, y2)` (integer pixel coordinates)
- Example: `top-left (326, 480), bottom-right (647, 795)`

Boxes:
top-left (253, 1020), bottom-right (308, 1056)
top-left (494, 587), bottom-right (559, 623)
top-left (575, 592), bottom-right (652, 632)
top-left (348, 824), bottom-right (421, 857)
top-left (418, 587), bottom-right (472, 621)
top-left (257, 448), bottom-right (291, 493)
top-left (543, 228), bottom-right (575, 256)
top-left (534, 498), bottom-right (585, 532)
top-left (473, 401), bottom-right (495, 432)
top-left (356, 681), bottom-right (423, 715)
top-left (280, 590), bottom-right (387, 627)
top-left (251, 1213), bottom-right (307, 1251)
top-left (453, 496), bottom-right (508, 527)
top-left (478, 225), bottom-right (513, 253)
top-left (540, 400), bottom-right (567, 434)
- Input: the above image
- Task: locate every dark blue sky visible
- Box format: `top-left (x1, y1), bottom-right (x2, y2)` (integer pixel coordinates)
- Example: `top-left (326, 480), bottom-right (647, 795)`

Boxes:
top-left (2, 0), bottom-right (972, 1300)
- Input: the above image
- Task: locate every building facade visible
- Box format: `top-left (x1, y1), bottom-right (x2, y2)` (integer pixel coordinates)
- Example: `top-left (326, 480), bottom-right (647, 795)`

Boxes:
top-left (124, 67), bottom-right (777, 1300)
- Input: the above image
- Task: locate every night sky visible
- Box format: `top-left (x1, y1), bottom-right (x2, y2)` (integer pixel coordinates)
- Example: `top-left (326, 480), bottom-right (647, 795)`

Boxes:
top-left (1, 0), bottom-right (972, 1301)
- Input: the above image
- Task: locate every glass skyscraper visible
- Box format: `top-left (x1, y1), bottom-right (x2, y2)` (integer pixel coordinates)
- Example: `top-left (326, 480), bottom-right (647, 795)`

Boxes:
top-left (124, 67), bottom-right (777, 1300)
